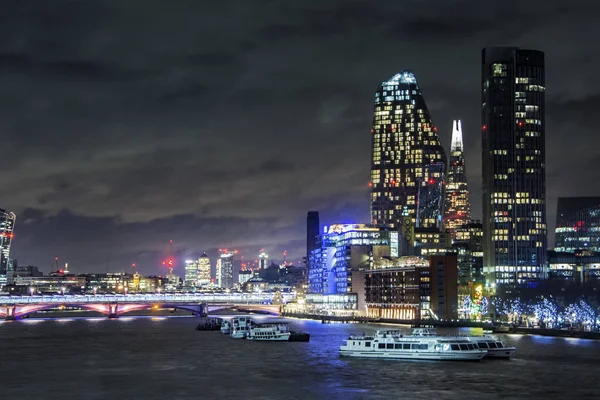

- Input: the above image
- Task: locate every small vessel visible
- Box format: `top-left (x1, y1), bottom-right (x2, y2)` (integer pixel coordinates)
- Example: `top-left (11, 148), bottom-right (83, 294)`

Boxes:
top-left (196, 317), bottom-right (222, 331)
top-left (339, 329), bottom-right (486, 361)
top-left (289, 331), bottom-right (310, 342)
top-left (468, 337), bottom-right (516, 359)
top-left (220, 320), bottom-right (231, 334)
top-left (230, 316), bottom-right (252, 339)
top-left (247, 323), bottom-right (291, 341)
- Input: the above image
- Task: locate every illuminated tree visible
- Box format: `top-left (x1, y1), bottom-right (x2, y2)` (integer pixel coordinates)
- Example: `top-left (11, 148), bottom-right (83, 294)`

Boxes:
top-left (531, 296), bottom-right (560, 328)
top-left (563, 299), bottom-right (599, 330)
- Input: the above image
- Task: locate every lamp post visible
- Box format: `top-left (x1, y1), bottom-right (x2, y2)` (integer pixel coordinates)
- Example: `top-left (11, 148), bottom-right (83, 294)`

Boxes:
top-left (61, 287), bottom-right (66, 296)
top-left (30, 287), bottom-right (35, 296)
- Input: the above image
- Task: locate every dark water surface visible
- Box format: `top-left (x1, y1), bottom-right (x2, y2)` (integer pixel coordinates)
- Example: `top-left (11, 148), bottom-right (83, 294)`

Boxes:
top-left (1, 316), bottom-right (599, 399)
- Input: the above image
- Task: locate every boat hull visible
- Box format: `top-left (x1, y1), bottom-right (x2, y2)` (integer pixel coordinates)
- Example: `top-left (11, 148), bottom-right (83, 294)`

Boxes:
top-left (339, 350), bottom-right (485, 361)
top-left (289, 332), bottom-right (310, 342)
top-left (484, 348), bottom-right (516, 359)
top-left (247, 333), bottom-right (291, 341)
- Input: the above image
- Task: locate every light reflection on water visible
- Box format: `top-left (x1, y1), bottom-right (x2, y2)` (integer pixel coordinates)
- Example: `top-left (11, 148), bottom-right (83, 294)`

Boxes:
top-left (0, 316), bottom-right (599, 400)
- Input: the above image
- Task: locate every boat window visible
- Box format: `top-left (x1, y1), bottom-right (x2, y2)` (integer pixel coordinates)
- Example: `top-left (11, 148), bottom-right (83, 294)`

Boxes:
top-left (411, 344), bottom-right (419, 350)
top-left (459, 344), bottom-right (468, 351)
top-left (488, 342), bottom-right (497, 348)
top-left (443, 344), bottom-right (450, 351)
top-left (478, 342), bottom-right (488, 348)
top-left (403, 344), bottom-right (410, 350)
top-left (419, 344), bottom-right (428, 350)
top-left (378, 343), bottom-right (385, 349)
top-left (394, 344), bottom-right (401, 349)
top-left (496, 342), bottom-right (504, 348)
top-left (365, 342), bottom-right (371, 347)
top-left (451, 344), bottom-right (459, 351)
top-left (386, 343), bottom-right (394, 349)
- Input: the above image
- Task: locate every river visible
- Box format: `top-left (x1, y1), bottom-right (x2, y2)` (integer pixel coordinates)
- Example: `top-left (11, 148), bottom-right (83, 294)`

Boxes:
top-left (1, 315), bottom-right (599, 399)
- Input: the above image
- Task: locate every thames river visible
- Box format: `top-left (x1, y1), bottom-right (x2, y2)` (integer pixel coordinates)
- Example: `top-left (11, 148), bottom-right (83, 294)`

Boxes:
top-left (1, 315), bottom-right (599, 399)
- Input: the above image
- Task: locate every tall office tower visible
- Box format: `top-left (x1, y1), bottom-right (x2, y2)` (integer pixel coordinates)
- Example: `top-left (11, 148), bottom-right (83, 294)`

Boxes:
top-left (370, 70), bottom-right (446, 229)
top-left (215, 259), bottom-right (222, 287)
top-left (184, 259), bottom-right (200, 287)
top-left (555, 197), bottom-right (600, 253)
top-left (258, 249), bottom-right (269, 269)
top-left (219, 250), bottom-right (234, 288)
top-left (306, 211), bottom-right (320, 260)
top-left (198, 253), bottom-right (211, 286)
top-left (482, 47), bottom-right (547, 286)
top-left (0, 209), bottom-right (16, 288)
top-left (443, 120), bottom-right (471, 239)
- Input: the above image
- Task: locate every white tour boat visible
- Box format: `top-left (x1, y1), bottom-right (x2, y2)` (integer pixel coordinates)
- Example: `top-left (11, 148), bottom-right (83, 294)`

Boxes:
top-left (339, 329), bottom-right (487, 361)
top-left (467, 336), bottom-right (516, 359)
top-left (410, 328), bottom-right (516, 359)
top-left (220, 320), bottom-right (231, 334)
top-left (230, 316), bottom-right (252, 339)
top-left (247, 323), bottom-right (291, 341)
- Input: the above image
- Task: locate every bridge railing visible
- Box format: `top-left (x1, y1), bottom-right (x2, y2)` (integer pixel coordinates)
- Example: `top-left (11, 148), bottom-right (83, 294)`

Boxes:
top-left (0, 292), bottom-right (295, 305)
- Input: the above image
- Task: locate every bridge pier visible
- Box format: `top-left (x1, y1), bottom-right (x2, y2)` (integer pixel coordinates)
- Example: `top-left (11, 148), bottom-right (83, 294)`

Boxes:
top-left (4, 306), bottom-right (16, 321)
top-left (108, 304), bottom-right (119, 319)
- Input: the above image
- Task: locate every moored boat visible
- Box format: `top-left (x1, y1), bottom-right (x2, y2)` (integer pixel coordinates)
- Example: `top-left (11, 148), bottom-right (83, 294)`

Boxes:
top-left (247, 323), bottom-right (291, 341)
top-left (220, 320), bottom-right (231, 334)
top-left (230, 316), bottom-right (252, 339)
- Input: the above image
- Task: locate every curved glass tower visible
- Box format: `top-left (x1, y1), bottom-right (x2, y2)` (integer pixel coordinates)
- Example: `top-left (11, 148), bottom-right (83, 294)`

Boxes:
top-left (370, 71), bottom-right (446, 229)
top-left (444, 120), bottom-right (471, 239)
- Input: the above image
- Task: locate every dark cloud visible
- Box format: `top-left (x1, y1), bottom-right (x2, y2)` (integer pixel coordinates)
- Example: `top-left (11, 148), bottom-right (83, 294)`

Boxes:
top-left (0, 0), bottom-right (598, 273)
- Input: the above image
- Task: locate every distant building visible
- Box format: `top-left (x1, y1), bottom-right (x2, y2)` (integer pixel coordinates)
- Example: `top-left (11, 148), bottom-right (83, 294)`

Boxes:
top-left (184, 259), bottom-right (200, 288)
top-left (258, 249), bottom-right (269, 270)
top-left (219, 251), bottom-right (234, 288)
top-left (554, 197), bottom-right (600, 253)
top-left (443, 120), bottom-right (471, 239)
top-left (452, 221), bottom-right (484, 284)
top-left (482, 47), bottom-right (547, 285)
top-left (0, 209), bottom-right (16, 288)
top-left (15, 265), bottom-right (43, 277)
top-left (308, 224), bottom-right (395, 295)
top-left (238, 269), bottom-right (253, 285)
top-left (370, 70), bottom-right (446, 230)
top-left (548, 250), bottom-right (600, 284)
top-left (306, 211), bottom-right (320, 261)
top-left (363, 254), bottom-right (458, 320)
top-left (198, 253), bottom-right (211, 286)
top-left (414, 228), bottom-right (449, 257)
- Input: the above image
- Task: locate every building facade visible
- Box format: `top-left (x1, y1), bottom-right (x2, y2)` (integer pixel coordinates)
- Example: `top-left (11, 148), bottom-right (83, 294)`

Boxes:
top-left (548, 250), bottom-right (600, 284)
top-left (307, 211), bottom-right (320, 261)
top-left (481, 47), bottom-right (547, 285)
top-left (555, 197), bottom-right (600, 253)
top-left (364, 254), bottom-right (458, 320)
top-left (308, 224), bottom-right (394, 295)
top-left (198, 253), bottom-right (211, 286)
top-left (0, 209), bottom-right (16, 288)
top-left (258, 249), bottom-right (269, 270)
top-left (443, 120), bottom-right (471, 239)
top-left (370, 70), bottom-right (446, 230)
top-left (452, 221), bottom-right (484, 285)
top-left (219, 251), bottom-right (234, 288)
top-left (184, 259), bottom-right (200, 288)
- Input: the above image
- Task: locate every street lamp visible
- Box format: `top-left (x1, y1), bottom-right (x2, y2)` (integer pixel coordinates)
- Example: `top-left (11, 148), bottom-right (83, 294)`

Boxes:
top-left (61, 287), bottom-right (66, 296)
top-left (93, 287), bottom-right (97, 295)
top-left (124, 287), bottom-right (128, 295)
top-left (30, 287), bottom-right (35, 296)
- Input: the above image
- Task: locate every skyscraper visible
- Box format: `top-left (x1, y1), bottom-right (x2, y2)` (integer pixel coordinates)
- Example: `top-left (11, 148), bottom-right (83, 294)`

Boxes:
top-left (258, 249), bottom-right (269, 269)
top-left (219, 250), bottom-right (234, 288)
top-left (443, 120), bottom-right (471, 239)
top-left (370, 70), bottom-right (446, 229)
top-left (184, 259), bottom-right (200, 288)
top-left (0, 209), bottom-right (16, 288)
top-left (198, 253), bottom-right (211, 286)
top-left (306, 211), bottom-right (320, 260)
top-left (482, 47), bottom-right (547, 285)
top-left (555, 197), bottom-right (600, 253)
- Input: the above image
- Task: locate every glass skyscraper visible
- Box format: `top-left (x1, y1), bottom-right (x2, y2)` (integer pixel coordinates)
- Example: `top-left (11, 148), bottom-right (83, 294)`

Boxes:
top-left (555, 197), bottom-right (600, 253)
top-left (370, 70), bottom-right (446, 230)
top-left (443, 120), bottom-right (471, 239)
top-left (0, 209), bottom-right (16, 288)
top-left (481, 47), bottom-right (547, 286)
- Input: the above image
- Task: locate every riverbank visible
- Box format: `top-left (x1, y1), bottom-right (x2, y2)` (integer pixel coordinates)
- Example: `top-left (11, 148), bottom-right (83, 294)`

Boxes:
top-left (506, 327), bottom-right (600, 340)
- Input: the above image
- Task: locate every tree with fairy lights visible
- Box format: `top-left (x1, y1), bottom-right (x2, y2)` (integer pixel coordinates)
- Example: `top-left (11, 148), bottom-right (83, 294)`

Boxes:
top-left (563, 299), bottom-right (599, 330)
top-left (531, 296), bottom-right (560, 328)
top-left (493, 297), bottom-right (528, 325)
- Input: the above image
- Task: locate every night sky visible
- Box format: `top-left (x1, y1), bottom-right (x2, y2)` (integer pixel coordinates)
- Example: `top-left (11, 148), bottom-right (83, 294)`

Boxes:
top-left (1, 1), bottom-right (598, 275)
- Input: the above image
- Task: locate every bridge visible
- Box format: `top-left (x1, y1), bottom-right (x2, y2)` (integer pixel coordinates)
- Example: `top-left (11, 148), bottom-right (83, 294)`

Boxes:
top-left (0, 293), bottom-right (293, 320)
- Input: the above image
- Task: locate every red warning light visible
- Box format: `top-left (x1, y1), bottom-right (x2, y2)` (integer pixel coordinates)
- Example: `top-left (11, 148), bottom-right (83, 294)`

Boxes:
top-left (167, 259), bottom-right (173, 267)
top-left (482, 125), bottom-right (487, 130)
top-left (368, 182), bottom-right (373, 187)
top-left (428, 179), bottom-right (435, 184)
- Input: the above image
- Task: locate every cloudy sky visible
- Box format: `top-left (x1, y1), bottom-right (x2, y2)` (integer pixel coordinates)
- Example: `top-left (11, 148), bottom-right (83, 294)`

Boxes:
top-left (1, 0), bottom-right (598, 275)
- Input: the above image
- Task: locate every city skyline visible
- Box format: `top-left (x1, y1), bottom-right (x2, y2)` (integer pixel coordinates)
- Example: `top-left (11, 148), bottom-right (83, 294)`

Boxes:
top-left (1, 1), bottom-right (599, 273)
